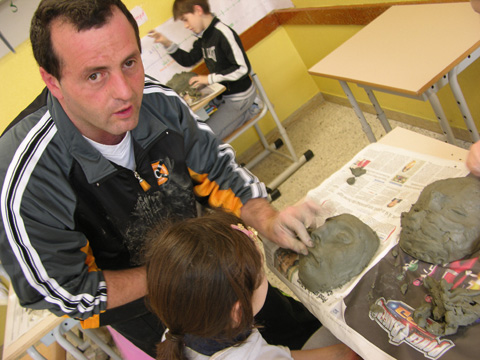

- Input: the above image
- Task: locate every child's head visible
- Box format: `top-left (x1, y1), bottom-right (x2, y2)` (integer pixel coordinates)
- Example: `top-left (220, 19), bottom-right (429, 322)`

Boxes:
top-left (146, 210), bottom-right (266, 359)
top-left (172, 0), bottom-right (211, 21)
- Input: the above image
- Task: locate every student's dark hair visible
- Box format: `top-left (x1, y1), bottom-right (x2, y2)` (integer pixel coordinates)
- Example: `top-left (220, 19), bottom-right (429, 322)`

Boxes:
top-left (145, 210), bottom-right (263, 360)
top-left (30, 0), bottom-right (141, 80)
top-left (173, 0), bottom-right (211, 20)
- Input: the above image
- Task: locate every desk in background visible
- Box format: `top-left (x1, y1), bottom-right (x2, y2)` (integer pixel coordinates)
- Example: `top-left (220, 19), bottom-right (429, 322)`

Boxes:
top-left (309, 2), bottom-right (480, 145)
top-left (264, 127), bottom-right (474, 359)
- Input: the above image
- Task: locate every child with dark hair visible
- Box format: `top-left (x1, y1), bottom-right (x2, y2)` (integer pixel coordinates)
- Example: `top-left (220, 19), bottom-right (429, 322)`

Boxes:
top-left (149, 0), bottom-right (262, 140)
top-left (145, 210), bottom-right (360, 359)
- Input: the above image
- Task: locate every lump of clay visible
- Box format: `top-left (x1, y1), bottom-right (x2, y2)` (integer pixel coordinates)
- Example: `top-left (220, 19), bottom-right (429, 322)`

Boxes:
top-left (166, 72), bottom-right (202, 100)
top-left (350, 167), bottom-right (366, 177)
top-left (298, 214), bottom-right (380, 293)
top-left (400, 176), bottom-right (480, 264)
top-left (413, 276), bottom-right (480, 336)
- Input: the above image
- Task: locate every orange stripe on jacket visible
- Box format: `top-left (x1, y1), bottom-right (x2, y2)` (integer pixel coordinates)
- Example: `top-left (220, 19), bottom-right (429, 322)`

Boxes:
top-left (189, 169), bottom-right (243, 217)
top-left (79, 241), bottom-right (104, 328)
top-left (81, 241), bottom-right (100, 272)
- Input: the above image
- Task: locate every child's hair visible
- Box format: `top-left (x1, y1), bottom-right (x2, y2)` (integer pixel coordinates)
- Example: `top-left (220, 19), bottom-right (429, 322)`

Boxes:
top-left (173, 0), bottom-right (211, 20)
top-left (145, 210), bottom-right (264, 360)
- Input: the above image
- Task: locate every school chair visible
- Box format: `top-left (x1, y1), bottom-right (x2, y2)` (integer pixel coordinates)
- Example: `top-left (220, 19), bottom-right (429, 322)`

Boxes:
top-left (222, 70), bottom-right (314, 201)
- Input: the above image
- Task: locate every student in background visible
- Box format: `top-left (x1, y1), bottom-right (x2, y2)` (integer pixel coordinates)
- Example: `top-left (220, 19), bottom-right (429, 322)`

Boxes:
top-left (146, 210), bottom-right (360, 360)
top-left (149, 0), bottom-right (262, 140)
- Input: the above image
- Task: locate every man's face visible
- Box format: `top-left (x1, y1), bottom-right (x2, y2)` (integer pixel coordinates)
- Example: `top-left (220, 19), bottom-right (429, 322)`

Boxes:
top-left (42, 7), bottom-right (145, 144)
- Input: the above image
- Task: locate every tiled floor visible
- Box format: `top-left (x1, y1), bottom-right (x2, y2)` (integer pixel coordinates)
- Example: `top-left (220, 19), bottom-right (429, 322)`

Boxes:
top-left (236, 98), bottom-right (472, 295)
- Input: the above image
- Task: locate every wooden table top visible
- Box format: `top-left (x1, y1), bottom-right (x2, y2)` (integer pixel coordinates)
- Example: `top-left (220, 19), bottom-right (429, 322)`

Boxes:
top-left (309, 2), bottom-right (480, 96)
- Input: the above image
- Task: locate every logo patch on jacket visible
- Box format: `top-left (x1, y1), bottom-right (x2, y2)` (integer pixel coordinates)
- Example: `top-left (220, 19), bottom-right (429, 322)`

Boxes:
top-left (151, 160), bottom-right (169, 186)
top-left (202, 46), bottom-right (217, 62)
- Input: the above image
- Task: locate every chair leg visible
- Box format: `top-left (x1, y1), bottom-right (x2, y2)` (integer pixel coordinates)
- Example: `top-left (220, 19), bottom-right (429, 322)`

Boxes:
top-left (247, 72), bottom-right (314, 191)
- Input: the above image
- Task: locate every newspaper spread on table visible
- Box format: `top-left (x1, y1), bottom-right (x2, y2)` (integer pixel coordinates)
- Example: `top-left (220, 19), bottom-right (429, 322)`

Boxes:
top-left (263, 142), bottom-right (470, 359)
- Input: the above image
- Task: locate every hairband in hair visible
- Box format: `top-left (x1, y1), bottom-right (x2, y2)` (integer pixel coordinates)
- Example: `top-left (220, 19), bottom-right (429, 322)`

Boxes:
top-left (231, 223), bottom-right (260, 242)
top-left (165, 330), bottom-right (184, 343)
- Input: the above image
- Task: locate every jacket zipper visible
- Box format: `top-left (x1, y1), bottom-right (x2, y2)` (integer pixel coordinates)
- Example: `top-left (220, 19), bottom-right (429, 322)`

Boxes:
top-left (133, 170), bottom-right (151, 192)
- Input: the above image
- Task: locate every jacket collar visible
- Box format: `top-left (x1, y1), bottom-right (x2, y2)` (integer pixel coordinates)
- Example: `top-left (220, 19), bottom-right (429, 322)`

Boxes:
top-left (200, 16), bottom-right (220, 39)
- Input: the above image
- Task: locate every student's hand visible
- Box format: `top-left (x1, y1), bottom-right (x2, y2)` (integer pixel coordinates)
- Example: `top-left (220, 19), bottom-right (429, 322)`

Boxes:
top-left (241, 198), bottom-right (322, 255)
top-left (148, 30), bottom-right (172, 47)
top-left (466, 140), bottom-right (480, 176)
top-left (189, 75), bottom-right (209, 88)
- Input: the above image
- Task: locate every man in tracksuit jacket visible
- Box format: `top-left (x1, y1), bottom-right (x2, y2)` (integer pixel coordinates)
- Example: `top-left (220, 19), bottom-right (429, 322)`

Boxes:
top-left (0, 0), bottom-right (320, 357)
top-left (149, 0), bottom-right (259, 139)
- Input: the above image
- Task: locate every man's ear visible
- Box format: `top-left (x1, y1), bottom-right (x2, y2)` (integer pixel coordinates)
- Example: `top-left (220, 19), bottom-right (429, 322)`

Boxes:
top-left (39, 67), bottom-right (63, 100)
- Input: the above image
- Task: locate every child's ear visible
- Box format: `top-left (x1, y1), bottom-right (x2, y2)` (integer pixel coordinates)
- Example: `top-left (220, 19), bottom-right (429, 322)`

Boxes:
top-left (192, 5), bottom-right (204, 15)
top-left (231, 301), bottom-right (242, 326)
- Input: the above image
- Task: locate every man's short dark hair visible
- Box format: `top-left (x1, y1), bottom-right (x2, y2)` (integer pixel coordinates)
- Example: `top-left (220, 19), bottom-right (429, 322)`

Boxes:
top-left (173, 0), bottom-right (211, 20)
top-left (30, 0), bottom-right (141, 80)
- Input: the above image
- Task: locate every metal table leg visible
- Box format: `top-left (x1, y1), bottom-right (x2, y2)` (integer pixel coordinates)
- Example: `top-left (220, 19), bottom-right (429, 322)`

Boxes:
top-left (53, 324), bottom-right (88, 360)
top-left (364, 88), bottom-right (392, 133)
top-left (448, 66), bottom-right (479, 143)
top-left (424, 87), bottom-right (456, 145)
top-left (339, 81), bottom-right (376, 143)
top-left (81, 328), bottom-right (122, 360)
top-left (26, 346), bottom-right (48, 360)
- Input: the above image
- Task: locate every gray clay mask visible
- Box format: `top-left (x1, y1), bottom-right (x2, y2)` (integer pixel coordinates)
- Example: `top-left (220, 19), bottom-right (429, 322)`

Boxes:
top-left (400, 176), bottom-right (480, 264)
top-left (298, 213), bottom-right (379, 293)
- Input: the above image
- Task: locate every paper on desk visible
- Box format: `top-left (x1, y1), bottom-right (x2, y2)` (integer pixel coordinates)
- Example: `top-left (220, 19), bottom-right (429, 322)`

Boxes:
top-left (264, 141), bottom-right (469, 321)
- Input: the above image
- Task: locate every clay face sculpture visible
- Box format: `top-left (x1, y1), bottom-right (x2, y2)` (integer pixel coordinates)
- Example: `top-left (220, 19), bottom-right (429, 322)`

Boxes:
top-left (166, 72), bottom-right (202, 100)
top-left (400, 176), bottom-right (480, 264)
top-left (298, 214), bottom-right (380, 293)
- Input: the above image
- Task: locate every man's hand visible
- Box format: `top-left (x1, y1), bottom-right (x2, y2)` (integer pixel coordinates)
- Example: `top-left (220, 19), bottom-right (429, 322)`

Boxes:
top-left (240, 198), bottom-right (322, 255)
top-left (189, 75), bottom-right (209, 88)
top-left (148, 30), bottom-right (172, 47)
top-left (466, 140), bottom-right (480, 177)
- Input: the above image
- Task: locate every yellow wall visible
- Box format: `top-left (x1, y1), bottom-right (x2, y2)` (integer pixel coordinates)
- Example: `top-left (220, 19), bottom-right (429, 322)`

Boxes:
top-left (0, 0), bottom-right (478, 148)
